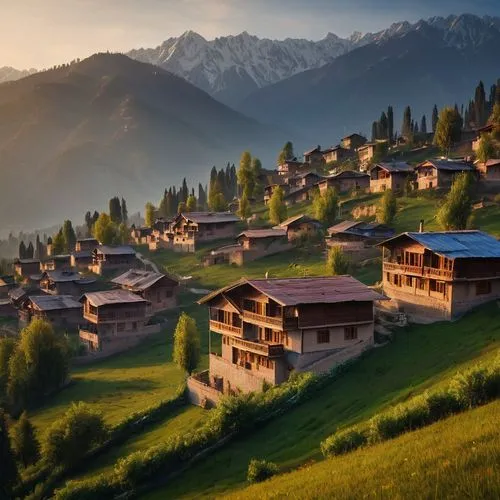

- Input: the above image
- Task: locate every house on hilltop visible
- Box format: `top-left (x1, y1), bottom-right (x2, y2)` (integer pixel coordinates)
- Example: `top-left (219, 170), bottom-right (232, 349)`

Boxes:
top-left (275, 214), bottom-right (322, 241)
top-left (317, 170), bottom-right (370, 195)
top-left (303, 146), bottom-right (325, 169)
top-left (369, 162), bottom-right (414, 193)
top-left (475, 159), bottom-right (500, 181)
top-left (415, 160), bottom-right (475, 190)
top-left (341, 133), bottom-right (367, 151)
top-left (322, 146), bottom-right (355, 164)
top-left (111, 269), bottom-right (179, 314)
top-left (40, 254), bottom-right (72, 272)
top-left (90, 245), bottom-right (137, 275)
top-left (19, 295), bottom-right (82, 329)
top-left (189, 276), bottom-right (384, 406)
top-left (75, 238), bottom-right (99, 252)
top-left (378, 230), bottom-right (500, 322)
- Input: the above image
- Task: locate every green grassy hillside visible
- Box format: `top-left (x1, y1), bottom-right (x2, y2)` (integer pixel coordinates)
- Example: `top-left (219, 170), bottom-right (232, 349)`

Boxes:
top-left (225, 400), bottom-right (500, 500)
top-left (142, 303), bottom-right (500, 499)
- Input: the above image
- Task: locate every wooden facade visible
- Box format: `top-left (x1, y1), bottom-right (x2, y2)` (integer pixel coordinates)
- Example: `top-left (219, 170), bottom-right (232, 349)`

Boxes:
top-left (369, 163), bottom-right (414, 193)
top-left (415, 160), bottom-right (475, 190)
top-left (90, 246), bottom-right (136, 275)
top-left (14, 259), bottom-right (41, 279)
top-left (318, 171), bottom-right (370, 195)
top-left (379, 231), bottom-right (500, 322)
top-left (341, 134), bottom-right (367, 151)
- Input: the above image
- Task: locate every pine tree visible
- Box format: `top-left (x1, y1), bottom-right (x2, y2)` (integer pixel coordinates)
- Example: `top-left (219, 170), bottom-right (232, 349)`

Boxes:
top-left (402, 106), bottom-right (412, 138)
top-left (92, 211), bottom-right (99, 228)
top-left (251, 157), bottom-right (263, 199)
top-left (35, 234), bottom-right (41, 259)
top-left (432, 104), bottom-right (439, 133)
top-left (186, 195), bottom-right (197, 212)
top-left (84, 211), bottom-right (93, 236)
top-left (387, 106), bottom-right (394, 143)
top-left (52, 229), bottom-right (65, 255)
top-left (18, 241), bottom-right (26, 259)
top-left (0, 409), bottom-right (18, 496)
top-left (278, 141), bottom-right (294, 164)
top-left (198, 183), bottom-right (207, 210)
top-left (26, 241), bottom-right (34, 259)
top-left (173, 313), bottom-right (200, 375)
top-left (166, 188), bottom-right (174, 216)
top-left (109, 197), bottom-right (122, 225)
top-left (181, 178), bottom-right (189, 203)
top-left (379, 112), bottom-right (388, 140)
top-left (371, 121), bottom-right (378, 142)
top-left (121, 198), bottom-right (128, 225)
top-left (420, 115), bottom-right (427, 135)
top-left (62, 220), bottom-right (76, 253)
top-left (12, 411), bottom-right (40, 468)
top-left (474, 80), bottom-right (487, 127)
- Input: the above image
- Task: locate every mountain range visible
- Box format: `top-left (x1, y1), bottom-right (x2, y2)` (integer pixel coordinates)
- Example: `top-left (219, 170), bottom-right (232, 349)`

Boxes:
top-left (127, 14), bottom-right (500, 106)
top-left (0, 66), bottom-right (37, 84)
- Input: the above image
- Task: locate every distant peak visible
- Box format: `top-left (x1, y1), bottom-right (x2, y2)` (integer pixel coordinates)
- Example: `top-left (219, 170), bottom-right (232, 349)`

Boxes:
top-left (180, 30), bottom-right (206, 42)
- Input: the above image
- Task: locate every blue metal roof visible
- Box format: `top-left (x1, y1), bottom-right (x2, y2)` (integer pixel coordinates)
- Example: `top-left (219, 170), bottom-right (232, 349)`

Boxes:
top-left (404, 231), bottom-right (500, 259)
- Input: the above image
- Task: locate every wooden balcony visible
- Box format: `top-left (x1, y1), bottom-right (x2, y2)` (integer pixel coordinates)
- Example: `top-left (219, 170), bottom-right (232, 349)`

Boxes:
top-left (243, 310), bottom-right (285, 329)
top-left (83, 311), bottom-right (146, 324)
top-left (79, 329), bottom-right (99, 345)
top-left (384, 262), bottom-right (455, 280)
top-left (209, 320), bottom-right (242, 337)
top-left (232, 337), bottom-right (284, 357)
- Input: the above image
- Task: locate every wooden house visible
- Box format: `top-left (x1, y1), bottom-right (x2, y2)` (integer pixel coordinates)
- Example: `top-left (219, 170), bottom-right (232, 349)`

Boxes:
top-left (14, 259), bottom-right (41, 279)
top-left (287, 172), bottom-right (324, 192)
top-left (317, 170), bottom-right (370, 195)
top-left (19, 295), bottom-right (82, 329)
top-left (40, 255), bottom-right (72, 272)
top-left (378, 230), bottom-right (500, 322)
top-left (472, 124), bottom-right (494, 152)
top-left (275, 214), bottom-right (322, 241)
top-left (71, 251), bottom-right (93, 269)
top-left (322, 146), bottom-right (355, 164)
top-left (0, 275), bottom-right (16, 299)
top-left (131, 226), bottom-right (152, 245)
top-left (303, 146), bottom-right (325, 169)
top-left (111, 269), bottom-right (179, 314)
top-left (90, 246), bottom-right (137, 275)
top-left (39, 270), bottom-right (96, 297)
top-left (189, 277), bottom-right (383, 405)
top-left (277, 159), bottom-right (304, 177)
top-left (171, 212), bottom-right (240, 252)
top-left (341, 134), bottom-right (367, 151)
top-left (75, 238), bottom-right (99, 252)
top-left (369, 162), bottom-right (414, 193)
top-left (284, 186), bottom-right (311, 205)
top-left (79, 290), bottom-right (160, 353)
top-left (415, 160), bottom-right (475, 190)
top-left (475, 159), bottom-right (500, 181)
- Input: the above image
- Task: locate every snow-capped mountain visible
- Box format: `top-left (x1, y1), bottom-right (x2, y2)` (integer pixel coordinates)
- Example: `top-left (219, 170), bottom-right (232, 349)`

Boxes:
top-left (127, 14), bottom-right (500, 106)
top-left (0, 66), bottom-right (36, 83)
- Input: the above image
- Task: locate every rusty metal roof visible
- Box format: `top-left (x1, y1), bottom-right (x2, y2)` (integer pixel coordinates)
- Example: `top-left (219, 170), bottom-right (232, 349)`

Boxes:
top-left (112, 269), bottom-right (177, 291)
top-left (29, 295), bottom-right (82, 311)
top-left (81, 289), bottom-right (148, 307)
top-left (199, 276), bottom-right (384, 307)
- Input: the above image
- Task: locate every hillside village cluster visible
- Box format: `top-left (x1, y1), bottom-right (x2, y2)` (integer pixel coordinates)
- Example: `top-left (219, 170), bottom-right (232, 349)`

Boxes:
top-left (2, 116), bottom-right (500, 409)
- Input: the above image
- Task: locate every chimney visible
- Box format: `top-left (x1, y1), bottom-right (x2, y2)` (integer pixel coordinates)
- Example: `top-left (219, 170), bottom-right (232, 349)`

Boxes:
top-left (419, 220), bottom-right (424, 233)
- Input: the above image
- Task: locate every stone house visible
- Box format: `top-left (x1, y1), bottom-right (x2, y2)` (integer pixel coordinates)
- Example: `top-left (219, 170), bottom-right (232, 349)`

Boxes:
top-left (317, 170), bottom-right (370, 195)
top-left (19, 295), bottom-right (82, 329)
top-left (189, 276), bottom-right (383, 405)
top-left (322, 146), bottom-right (355, 164)
top-left (378, 230), bottom-right (500, 322)
top-left (415, 160), bottom-right (475, 190)
top-left (39, 270), bottom-right (97, 297)
top-left (14, 259), bottom-right (41, 279)
top-left (111, 269), bottom-right (179, 314)
top-left (369, 162), bottom-right (414, 193)
top-left (90, 246), bottom-right (137, 275)
top-left (79, 290), bottom-right (160, 353)
top-left (475, 159), bottom-right (500, 181)
top-left (171, 212), bottom-right (240, 252)
top-left (275, 214), bottom-right (322, 241)
top-left (303, 146), bottom-right (325, 169)
top-left (341, 133), bottom-right (367, 151)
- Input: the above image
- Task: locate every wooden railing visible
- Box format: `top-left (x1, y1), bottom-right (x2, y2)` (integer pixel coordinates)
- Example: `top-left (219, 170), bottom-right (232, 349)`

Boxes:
top-left (243, 310), bottom-right (284, 328)
top-left (83, 311), bottom-right (146, 323)
top-left (232, 337), bottom-right (284, 357)
top-left (79, 329), bottom-right (99, 344)
top-left (384, 262), bottom-right (455, 280)
top-left (383, 262), bottom-right (422, 275)
top-left (423, 267), bottom-right (454, 279)
top-left (209, 320), bottom-right (242, 336)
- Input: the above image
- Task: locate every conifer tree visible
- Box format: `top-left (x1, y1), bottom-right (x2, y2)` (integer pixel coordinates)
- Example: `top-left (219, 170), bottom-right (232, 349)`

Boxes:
top-left (35, 234), bottom-right (41, 259)
top-left (474, 80), bottom-right (487, 127)
top-left (379, 112), bottom-right (388, 140)
top-left (278, 141), bottom-right (294, 164)
top-left (18, 241), bottom-right (26, 259)
top-left (387, 106), bottom-right (394, 143)
top-left (121, 198), bottom-right (128, 225)
top-left (26, 241), bottom-right (34, 259)
top-left (238, 151), bottom-right (255, 199)
top-left (84, 211), bottom-right (93, 236)
top-left (432, 104), bottom-right (439, 133)
top-left (62, 220), bottom-right (76, 253)
top-left (402, 106), bottom-right (412, 138)
top-left (251, 157), bottom-right (263, 199)
top-left (109, 197), bottom-right (122, 225)
top-left (12, 411), bottom-right (40, 468)
top-left (371, 121), bottom-right (378, 142)
top-left (186, 195), bottom-right (197, 212)
top-left (51, 229), bottom-right (65, 255)
top-left (181, 178), bottom-right (189, 203)
top-left (433, 106), bottom-right (463, 154)
top-left (0, 409), bottom-right (18, 496)
top-left (420, 115), bottom-right (427, 135)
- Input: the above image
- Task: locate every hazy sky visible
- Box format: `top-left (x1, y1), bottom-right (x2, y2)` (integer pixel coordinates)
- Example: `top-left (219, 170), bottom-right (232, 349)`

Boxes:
top-left (2, 0), bottom-right (500, 69)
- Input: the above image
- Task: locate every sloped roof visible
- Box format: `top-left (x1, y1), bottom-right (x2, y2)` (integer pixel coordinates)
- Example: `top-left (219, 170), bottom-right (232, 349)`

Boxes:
top-left (112, 269), bottom-right (177, 291)
top-left (237, 229), bottom-right (287, 239)
top-left (72, 250), bottom-right (92, 258)
top-left (179, 212), bottom-right (240, 224)
top-left (328, 220), bottom-right (364, 234)
top-left (42, 270), bottom-right (96, 284)
top-left (293, 171), bottom-right (323, 179)
top-left (418, 160), bottom-right (474, 172)
top-left (304, 145), bottom-right (322, 155)
top-left (9, 287), bottom-right (27, 301)
top-left (15, 259), bottom-right (40, 265)
top-left (372, 162), bottom-right (414, 173)
top-left (378, 231), bottom-right (500, 259)
top-left (77, 238), bottom-right (99, 243)
top-left (95, 245), bottom-right (135, 256)
top-left (81, 289), bottom-right (148, 307)
top-left (328, 220), bottom-right (394, 237)
top-left (0, 275), bottom-right (15, 287)
top-left (485, 159), bottom-right (500, 167)
top-left (277, 214), bottom-right (321, 229)
top-left (29, 295), bottom-right (81, 311)
top-left (199, 276), bottom-right (384, 307)
top-left (342, 133), bottom-right (366, 141)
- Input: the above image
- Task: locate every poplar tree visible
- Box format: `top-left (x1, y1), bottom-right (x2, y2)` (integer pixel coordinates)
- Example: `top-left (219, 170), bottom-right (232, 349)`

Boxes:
top-left (238, 192), bottom-right (251, 219)
top-left (387, 106), bottom-right (394, 143)
top-left (173, 313), bottom-right (200, 375)
top-left (62, 220), bottom-right (76, 253)
top-left (0, 409), bottom-right (18, 496)
top-left (376, 190), bottom-right (397, 225)
top-left (238, 151), bottom-right (255, 199)
top-left (402, 106), bottom-right (412, 138)
top-left (109, 197), bottom-right (122, 224)
top-left (437, 173), bottom-right (473, 230)
top-left (268, 186), bottom-right (287, 225)
top-left (145, 202), bottom-right (156, 227)
top-left (420, 115), bottom-right (427, 135)
top-left (432, 104), bottom-right (439, 133)
top-left (121, 198), bottom-right (128, 225)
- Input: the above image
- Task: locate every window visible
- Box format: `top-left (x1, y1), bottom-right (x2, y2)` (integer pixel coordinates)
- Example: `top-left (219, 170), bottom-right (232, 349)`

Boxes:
top-left (344, 326), bottom-right (358, 340)
top-left (430, 280), bottom-right (446, 294)
top-left (405, 275), bottom-right (414, 287)
top-left (317, 329), bottom-right (330, 344)
top-left (264, 328), bottom-right (273, 342)
top-left (416, 278), bottom-right (426, 290)
top-left (476, 281), bottom-right (492, 296)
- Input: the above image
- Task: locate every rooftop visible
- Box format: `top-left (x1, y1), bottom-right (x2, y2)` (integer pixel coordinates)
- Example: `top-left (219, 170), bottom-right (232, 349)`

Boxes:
top-left (8, 287), bottom-right (27, 301)
top-left (77, 238), bottom-right (99, 243)
top-left (29, 295), bottom-right (81, 311)
top-left (372, 162), bottom-right (414, 173)
top-left (379, 231), bottom-right (500, 259)
top-left (200, 276), bottom-right (384, 307)
top-left (95, 245), bottom-right (136, 256)
top-left (277, 214), bottom-right (321, 228)
top-left (238, 229), bottom-right (288, 239)
top-left (15, 259), bottom-right (40, 265)
top-left (42, 270), bottom-right (96, 284)
top-left (328, 220), bottom-right (394, 237)
top-left (178, 212), bottom-right (240, 224)
top-left (112, 269), bottom-right (176, 291)
top-left (418, 160), bottom-right (474, 172)
top-left (81, 289), bottom-right (148, 307)
top-left (0, 275), bottom-right (15, 287)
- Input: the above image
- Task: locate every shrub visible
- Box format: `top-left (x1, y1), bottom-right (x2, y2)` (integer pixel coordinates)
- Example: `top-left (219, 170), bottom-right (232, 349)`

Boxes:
top-left (425, 391), bottom-right (462, 421)
top-left (449, 366), bottom-right (491, 408)
top-left (321, 428), bottom-right (367, 457)
top-left (494, 193), bottom-right (500, 204)
top-left (55, 474), bottom-right (118, 500)
top-left (247, 459), bottom-right (278, 483)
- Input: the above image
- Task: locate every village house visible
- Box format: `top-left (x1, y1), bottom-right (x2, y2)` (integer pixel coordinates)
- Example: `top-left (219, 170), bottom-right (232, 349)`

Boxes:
top-left (90, 245), bottom-right (137, 275)
top-left (171, 212), bottom-right (240, 252)
top-left (317, 170), bottom-right (370, 195)
top-left (39, 270), bottom-right (97, 297)
top-left (303, 146), bottom-right (325, 169)
top-left (341, 133), bottom-right (367, 151)
top-left (322, 146), bottom-right (355, 165)
top-left (19, 295), bottom-right (82, 329)
top-left (378, 230), bottom-right (500, 322)
top-left (277, 159), bottom-right (304, 177)
top-left (40, 254), bottom-right (72, 272)
top-left (287, 171), bottom-right (324, 192)
top-left (275, 214), bottom-right (322, 241)
top-left (284, 186), bottom-right (312, 205)
top-left (264, 184), bottom-right (289, 205)
top-left (415, 160), bottom-right (475, 190)
top-left (75, 238), bottom-right (99, 252)
top-left (369, 162), bottom-right (414, 193)
top-left (111, 269), bottom-right (179, 314)
top-left (472, 124), bottom-right (494, 152)
top-left (71, 250), bottom-right (93, 269)
top-left (131, 226), bottom-right (152, 245)
top-left (327, 220), bottom-right (394, 258)
top-left (79, 289), bottom-right (160, 354)
top-left (188, 276), bottom-right (384, 405)
top-left (475, 159), bottom-right (500, 181)
top-left (0, 275), bottom-right (16, 299)
top-left (14, 259), bottom-right (41, 280)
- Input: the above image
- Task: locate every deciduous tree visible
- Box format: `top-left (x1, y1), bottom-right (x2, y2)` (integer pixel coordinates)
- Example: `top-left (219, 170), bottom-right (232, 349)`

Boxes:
top-left (238, 192), bottom-right (251, 219)
top-left (92, 213), bottom-right (118, 245)
top-left (109, 197), bottom-right (122, 225)
top-left (437, 172), bottom-right (473, 230)
top-left (326, 245), bottom-right (350, 276)
top-left (433, 106), bottom-right (462, 154)
top-left (62, 220), bottom-right (76, 253)
top-left (238, 151), bottom-right (255, 199)
top-left (11, 411), bottom-right (40, 468)
top-left (0, 409), bottom-right (18, 496)
top-left (173, 313), bottom-right (200, 375)
top-left (186, 195), bottom-right (197, 212)
top-left (144, 202), bottom-right (156, 228)
top-left (51, 229), bottom-right (65, 255)
top-left (278, 141), bottom-right (294, 164)
top-left (376, 189), bottom-right (397, 225)
top-left (268, 186), bottom-right (287, 225)
top-left (313, 187), bottom-right (338, 226)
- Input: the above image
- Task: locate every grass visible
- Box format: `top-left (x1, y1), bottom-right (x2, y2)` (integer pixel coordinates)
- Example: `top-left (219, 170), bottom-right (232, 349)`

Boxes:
top-left (142, 302), bottom-right (500, 499)
top-left (225, 400), bottom-right (500, 500)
